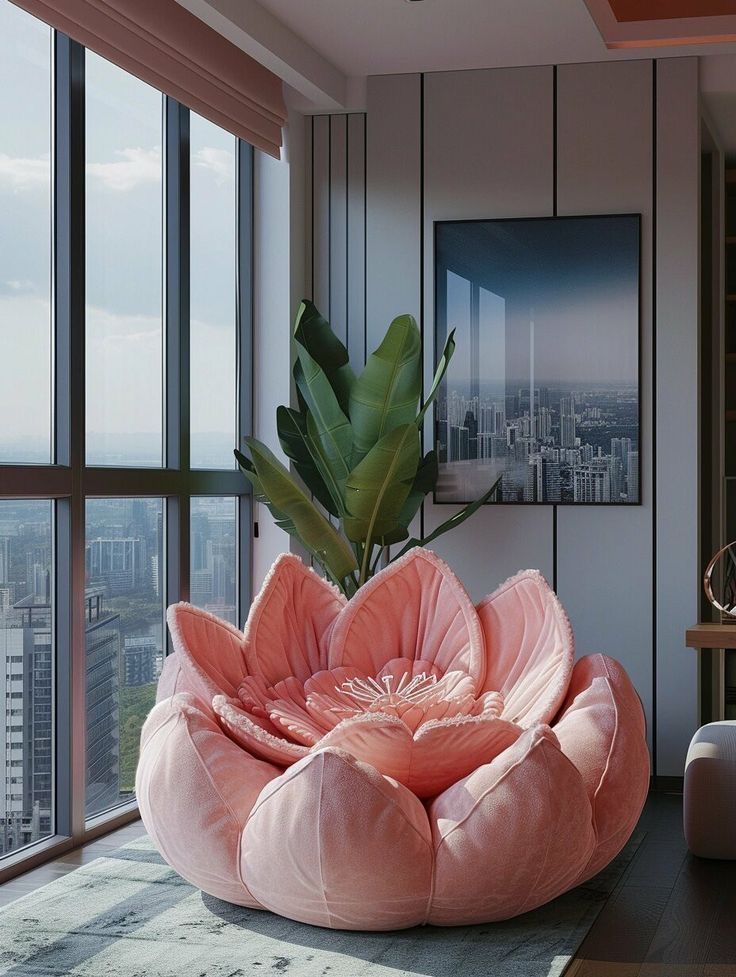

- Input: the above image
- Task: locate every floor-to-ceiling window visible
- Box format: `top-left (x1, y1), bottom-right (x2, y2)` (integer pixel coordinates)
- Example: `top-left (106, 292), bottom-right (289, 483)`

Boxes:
top-left (0, 0), bottom-right (253, 871)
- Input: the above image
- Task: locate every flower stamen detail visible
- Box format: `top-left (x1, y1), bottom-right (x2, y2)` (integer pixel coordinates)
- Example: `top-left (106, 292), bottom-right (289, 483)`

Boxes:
top-left (342, 671), bottom-right (446, 706)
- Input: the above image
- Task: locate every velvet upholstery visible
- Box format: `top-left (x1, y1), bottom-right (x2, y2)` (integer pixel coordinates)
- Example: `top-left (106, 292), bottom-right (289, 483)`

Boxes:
top-left (137, 548), bottom-right (649, 930)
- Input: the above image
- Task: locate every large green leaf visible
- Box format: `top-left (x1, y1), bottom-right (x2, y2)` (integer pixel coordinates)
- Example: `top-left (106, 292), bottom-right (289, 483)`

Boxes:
top-left (344, 423), bottom-right (421, 545)
top-left (293, 300), bottom-right (355, 414)
top-left (370, 450), bottom-right (438, 547)
top-left (235, 449), bottom-right (300, 537)
top-left (276, 406), bottom-right (339, 516)
top-left (416, 329), bottom-right (456, 427)
top-left (238, 440), bottom-right (358, 584)
top-left (349, 314), bottom-right (422, 465)
top-left (397, 449), bottom-right (438, 529)
top-left (391, 473), bottom-right (502, 561)
top-left (295, 346), bottom-right (353, 503)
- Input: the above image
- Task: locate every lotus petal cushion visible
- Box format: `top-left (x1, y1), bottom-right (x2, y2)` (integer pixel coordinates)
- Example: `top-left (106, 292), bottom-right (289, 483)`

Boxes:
top-left (137, 548), bottom-right (650, 930)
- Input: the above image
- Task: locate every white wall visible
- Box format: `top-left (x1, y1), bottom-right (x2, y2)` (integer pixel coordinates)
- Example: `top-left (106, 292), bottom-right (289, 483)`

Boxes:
top-left (304, 59), bottom-right (700, 778)
top-left (251, 108), bottom-right (305, 591)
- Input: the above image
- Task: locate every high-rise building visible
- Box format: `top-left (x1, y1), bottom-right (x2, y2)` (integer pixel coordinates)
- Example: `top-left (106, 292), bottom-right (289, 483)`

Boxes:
top-left (0, 598), bottom-right (52, 856)
top-left (573, 461), bottom-right (611, 502)
top-left (560, 396), bottom-right (577, 449)
top-left (123, 636), bottom-right (156, 686)
top-left (463, 410), bottom-right (478, 460)
top-left (524, 454), bottom-right (562, 502)
top-left (86, 537), bottom-right (148, 595)
top-left (0, 537), bottom-right (10, 585)
top-left (84, 589), bottom-right (121, 817)
top-left (627, 451), bottom-right (639, 501)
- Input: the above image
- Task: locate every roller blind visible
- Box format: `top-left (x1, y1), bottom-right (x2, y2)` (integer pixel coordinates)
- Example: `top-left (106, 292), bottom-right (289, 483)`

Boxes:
top-left (12, 0), bottom-right (287, 157)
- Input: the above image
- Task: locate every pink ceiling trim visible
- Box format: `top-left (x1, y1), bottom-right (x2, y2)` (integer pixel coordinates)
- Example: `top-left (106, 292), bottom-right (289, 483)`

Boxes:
top-left (583, 0), bottom-right (736, 47)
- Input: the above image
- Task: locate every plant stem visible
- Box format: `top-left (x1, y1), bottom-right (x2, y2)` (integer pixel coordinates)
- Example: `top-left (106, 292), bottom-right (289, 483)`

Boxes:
top-left (370, 546), bottom-right (385, 575)
top-left (359, 541), bottom-right (374, 588)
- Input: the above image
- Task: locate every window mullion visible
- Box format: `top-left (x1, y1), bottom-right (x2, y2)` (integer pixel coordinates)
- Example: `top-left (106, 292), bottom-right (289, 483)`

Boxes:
top-left (53, 32), bottom-right (86, 844)
top-left (165, 98), bottom-right (190, 611)
top-left (236, 140), bottom-right (254, 620)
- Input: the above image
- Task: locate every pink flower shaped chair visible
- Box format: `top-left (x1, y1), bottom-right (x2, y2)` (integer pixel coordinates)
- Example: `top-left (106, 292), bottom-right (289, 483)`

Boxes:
top-left (136, 548), bottom-right (649, 930)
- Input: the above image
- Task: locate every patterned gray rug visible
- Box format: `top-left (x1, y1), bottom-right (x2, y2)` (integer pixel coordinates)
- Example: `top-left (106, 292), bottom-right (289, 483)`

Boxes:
top-left (0, 833), bottom-right (642, 977)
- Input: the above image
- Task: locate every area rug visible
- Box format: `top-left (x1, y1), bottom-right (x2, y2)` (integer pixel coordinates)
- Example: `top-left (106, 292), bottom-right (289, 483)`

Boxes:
top-left (0, 832), bottom-right (643, 977)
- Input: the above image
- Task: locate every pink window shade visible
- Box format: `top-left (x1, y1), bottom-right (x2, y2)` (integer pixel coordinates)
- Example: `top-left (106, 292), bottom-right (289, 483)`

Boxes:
top-left (11, 0), bottom-right (287, 157)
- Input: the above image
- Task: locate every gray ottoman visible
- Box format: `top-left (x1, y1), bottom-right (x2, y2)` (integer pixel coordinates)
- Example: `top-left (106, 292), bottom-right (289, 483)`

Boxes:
top-left (684, 721), bottom-right (736, 859)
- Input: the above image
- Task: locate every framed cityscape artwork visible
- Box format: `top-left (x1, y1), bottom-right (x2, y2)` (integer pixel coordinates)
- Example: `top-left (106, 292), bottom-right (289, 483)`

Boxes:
top-left (434, 214), bottom-right (641, 505)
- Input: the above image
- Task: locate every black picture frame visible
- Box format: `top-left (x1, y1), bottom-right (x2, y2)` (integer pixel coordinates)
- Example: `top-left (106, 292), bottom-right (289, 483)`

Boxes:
top-left (433, 214), bottom-right (642, 506)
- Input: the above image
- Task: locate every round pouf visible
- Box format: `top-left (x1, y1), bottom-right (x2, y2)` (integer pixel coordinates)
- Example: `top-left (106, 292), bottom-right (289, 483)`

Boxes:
top-left (684, 721), bottom-right (736, 859)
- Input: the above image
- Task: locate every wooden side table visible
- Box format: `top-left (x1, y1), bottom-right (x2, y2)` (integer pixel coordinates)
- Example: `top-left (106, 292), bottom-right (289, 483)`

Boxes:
top-left (685, 624), bottom-right (735, 723)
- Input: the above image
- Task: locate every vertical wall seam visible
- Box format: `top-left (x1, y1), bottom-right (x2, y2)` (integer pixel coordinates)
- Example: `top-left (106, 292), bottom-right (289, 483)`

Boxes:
top-left (363, 112), bottom-right (367, 367)
top-left (420, 73), bottom-right (426, 543)
top-left (552, 64), bottom-right (558, 593)
top-left (345, 115), bottom-right (350, 356)
top-left (552, 65), bottom-right (558, 218)
top-left (310, 116), bottom-right (315, 300)
top-left (652, 60), bottom-right (658, 779)
top-left (328, 117), bottom-right (332, 322)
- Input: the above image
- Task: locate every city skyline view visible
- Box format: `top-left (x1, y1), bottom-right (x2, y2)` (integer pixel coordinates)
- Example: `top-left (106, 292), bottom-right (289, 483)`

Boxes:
top-left (0, 494), bottom-right (238, 856)
top-left (435, 216), bottom-right (640, 505)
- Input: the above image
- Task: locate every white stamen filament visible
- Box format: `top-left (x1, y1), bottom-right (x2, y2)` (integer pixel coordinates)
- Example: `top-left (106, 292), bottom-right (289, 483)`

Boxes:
top-left (341, 671), bottom-right (449, 707)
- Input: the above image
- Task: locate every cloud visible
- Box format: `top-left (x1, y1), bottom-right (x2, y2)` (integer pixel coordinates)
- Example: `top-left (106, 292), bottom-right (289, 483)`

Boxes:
top-left (0, 293), bottom-right (51, 440)
top-left (86, 147), bottom-right (161, 192)
top-left (193, 147), bottom-right (234, 185)
top-left (0, 153), bottom-right (50, 192)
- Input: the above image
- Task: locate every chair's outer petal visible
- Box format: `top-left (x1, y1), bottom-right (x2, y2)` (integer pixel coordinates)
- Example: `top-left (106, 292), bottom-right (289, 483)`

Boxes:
top-left (167, 602), bottom-right (247, 702)
top-left (553, 653), bottom-right (650, 881)
top-left (156, 651), bottom-right (182, 703)
top-left (427, 724), bottom-right (596, 925)
top-left (136, 693), bottom-right (280, 907)
top-left (242, 748), bottom-right (434, 930)
top-left (476, 570), bottom-right (573, 727)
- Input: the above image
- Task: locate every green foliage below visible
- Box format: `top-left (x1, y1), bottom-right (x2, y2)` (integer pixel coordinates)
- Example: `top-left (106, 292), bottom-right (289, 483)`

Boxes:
top-left (119, 682), bottom-right (156, 794)
top-left (236, 300), bottom-right (498, 595)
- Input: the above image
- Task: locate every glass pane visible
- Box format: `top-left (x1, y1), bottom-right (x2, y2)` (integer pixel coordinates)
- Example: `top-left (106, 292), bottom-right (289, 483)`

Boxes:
top-left (0, 3), bottom-right (51, 464)
top-left (85, 53), bottom-right (163, 467)
top-left (190, 114), bottom-right (237, 469)
top-left (85, 498), bottom-right (164, 817)
top-left (190, 497), bottom-right (237, 626)
top-left (0, 500), bottom-right (54, 857)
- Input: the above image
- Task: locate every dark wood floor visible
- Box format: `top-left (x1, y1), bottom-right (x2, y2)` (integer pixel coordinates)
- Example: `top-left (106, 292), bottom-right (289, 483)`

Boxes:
top-left (569, 790), bottom-right (736, 977)
top-left (0, 792), bottom-right (734, 975)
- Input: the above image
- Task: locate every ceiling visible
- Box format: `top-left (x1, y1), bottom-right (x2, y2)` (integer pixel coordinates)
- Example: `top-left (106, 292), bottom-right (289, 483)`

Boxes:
top-left (180, 0), bottom-right (736, 153)
top-left (254, 0), bottom-right (736, 77)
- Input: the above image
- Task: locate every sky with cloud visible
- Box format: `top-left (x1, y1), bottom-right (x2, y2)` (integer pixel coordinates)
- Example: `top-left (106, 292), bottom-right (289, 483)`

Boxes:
top-left (0, 1), bottom-right (238, 467)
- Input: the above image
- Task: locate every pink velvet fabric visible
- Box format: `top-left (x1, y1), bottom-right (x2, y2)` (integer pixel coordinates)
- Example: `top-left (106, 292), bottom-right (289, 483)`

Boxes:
top-left (136, 548), bottom-right (650, 930)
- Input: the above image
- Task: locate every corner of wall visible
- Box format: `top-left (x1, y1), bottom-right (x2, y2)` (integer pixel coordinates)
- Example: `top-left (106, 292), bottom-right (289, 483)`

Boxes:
top-left (251, 108), bottom-right (306, 592)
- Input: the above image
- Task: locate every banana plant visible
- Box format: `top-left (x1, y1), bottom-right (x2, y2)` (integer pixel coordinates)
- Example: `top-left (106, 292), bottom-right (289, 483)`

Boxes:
top-left (236, 299), bottom-right (501, 597)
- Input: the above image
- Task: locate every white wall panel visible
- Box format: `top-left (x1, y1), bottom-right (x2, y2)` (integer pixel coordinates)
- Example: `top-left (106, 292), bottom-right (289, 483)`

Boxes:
top-left (366, 74), bottom-right (422, 349)
top-left (329, 114), bottom-right (348, 345)
top-left (311, 114), bottom-right (330, 315)
top-left (556, 59), bottom-right (654, 756)
top-left (656, 57), bottom-right (700, 776)
top-left (347, 114), bottom-right (366, 367)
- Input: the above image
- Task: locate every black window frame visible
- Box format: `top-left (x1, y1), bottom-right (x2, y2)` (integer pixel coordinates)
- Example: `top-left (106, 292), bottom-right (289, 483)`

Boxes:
top-left (0, 27), bottom-right (253, 879)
